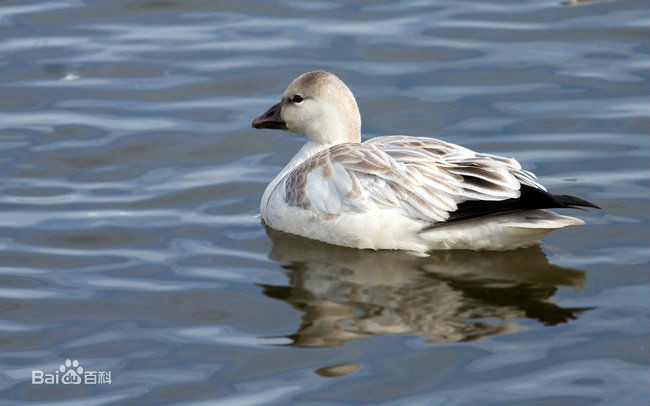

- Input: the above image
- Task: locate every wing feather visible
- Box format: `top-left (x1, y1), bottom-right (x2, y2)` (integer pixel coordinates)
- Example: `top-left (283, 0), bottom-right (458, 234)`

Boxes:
top-left (283, 136), bottom-right (546, 224)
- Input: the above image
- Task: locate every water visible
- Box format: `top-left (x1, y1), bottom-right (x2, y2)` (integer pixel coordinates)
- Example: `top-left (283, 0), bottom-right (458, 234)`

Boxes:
top-left (0, 0), bottom-right (648, 404)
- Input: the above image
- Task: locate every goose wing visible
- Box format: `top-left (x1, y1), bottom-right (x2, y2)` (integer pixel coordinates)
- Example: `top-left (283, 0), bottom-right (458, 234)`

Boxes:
top-left (283, 136), bottom-right (545, 224)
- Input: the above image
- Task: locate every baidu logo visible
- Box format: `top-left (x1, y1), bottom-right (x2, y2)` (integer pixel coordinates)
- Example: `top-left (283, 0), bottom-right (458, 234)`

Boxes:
top-left (60, 359), bottom-right (83, 384)
top-left (32, 359), bottom-right (111, 385)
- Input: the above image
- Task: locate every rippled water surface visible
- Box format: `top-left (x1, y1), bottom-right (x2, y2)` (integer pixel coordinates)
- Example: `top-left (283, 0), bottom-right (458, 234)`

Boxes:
top-left (1, 0), bottom-right (649, 404)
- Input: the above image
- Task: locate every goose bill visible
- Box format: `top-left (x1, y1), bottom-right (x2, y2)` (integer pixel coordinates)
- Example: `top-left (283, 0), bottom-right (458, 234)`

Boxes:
top-left (252, 102), bottom-right (287, 129)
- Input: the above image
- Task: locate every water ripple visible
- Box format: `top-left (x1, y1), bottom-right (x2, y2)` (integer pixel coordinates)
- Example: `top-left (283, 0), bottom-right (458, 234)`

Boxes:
top-left (0, 0), bottom-right (648, 404)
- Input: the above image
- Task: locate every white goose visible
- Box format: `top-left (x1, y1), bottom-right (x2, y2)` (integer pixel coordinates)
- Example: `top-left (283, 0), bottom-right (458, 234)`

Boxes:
top-left (252, 71), bottom-right (599, 252)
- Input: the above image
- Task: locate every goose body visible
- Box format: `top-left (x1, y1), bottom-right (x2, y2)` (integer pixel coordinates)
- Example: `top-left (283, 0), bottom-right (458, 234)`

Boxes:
top-left (253, 71), bottom-right (598, 252)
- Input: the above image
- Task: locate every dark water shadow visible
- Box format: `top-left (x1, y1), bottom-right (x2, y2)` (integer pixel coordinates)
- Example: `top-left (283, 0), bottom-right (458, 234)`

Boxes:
top-left (261, 227), bottom-right (593, 347)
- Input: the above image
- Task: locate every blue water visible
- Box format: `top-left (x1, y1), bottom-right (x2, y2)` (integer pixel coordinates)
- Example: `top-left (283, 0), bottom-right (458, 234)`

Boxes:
top-left (0, 0), bottom-right (649, 404)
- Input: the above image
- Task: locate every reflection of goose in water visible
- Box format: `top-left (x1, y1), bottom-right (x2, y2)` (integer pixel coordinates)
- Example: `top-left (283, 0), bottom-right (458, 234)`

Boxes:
top-left (262, 227), bottom-right (592, 347)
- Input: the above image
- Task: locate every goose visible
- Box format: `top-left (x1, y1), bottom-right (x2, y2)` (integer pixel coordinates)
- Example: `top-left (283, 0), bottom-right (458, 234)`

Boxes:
top-left (252, 71), bottom-right (599, 252)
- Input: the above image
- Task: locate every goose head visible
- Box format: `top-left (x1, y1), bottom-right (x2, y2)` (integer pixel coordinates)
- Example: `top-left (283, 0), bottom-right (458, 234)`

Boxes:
top-left (252, 71), bottom-right (361, 145)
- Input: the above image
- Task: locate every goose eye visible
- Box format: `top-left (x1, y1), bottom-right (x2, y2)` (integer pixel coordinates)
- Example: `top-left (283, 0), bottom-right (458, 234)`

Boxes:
top-left (292, 95), bottom-right (303, 103)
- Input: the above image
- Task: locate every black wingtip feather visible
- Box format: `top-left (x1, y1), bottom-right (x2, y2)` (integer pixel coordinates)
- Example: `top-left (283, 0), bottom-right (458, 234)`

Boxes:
top-left (556, 194), bottom-right (601, 210)
top-left (424, 185), bottom-right (600, 230)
